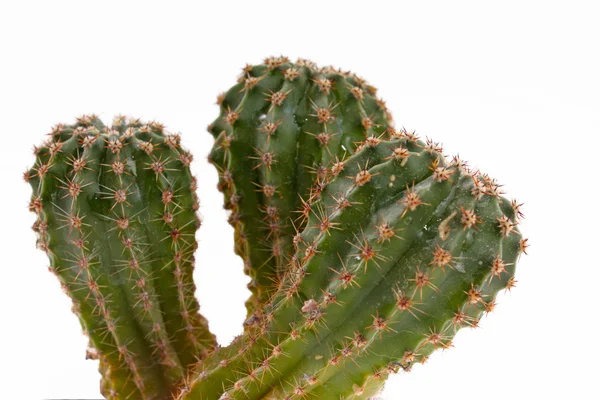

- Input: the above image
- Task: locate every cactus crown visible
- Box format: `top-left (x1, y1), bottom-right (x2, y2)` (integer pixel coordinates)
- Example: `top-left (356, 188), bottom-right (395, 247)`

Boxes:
top-left (27, 58), bottom-right (527, 400)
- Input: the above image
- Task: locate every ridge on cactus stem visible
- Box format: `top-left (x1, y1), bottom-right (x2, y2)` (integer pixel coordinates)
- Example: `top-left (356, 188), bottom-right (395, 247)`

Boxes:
top-left (209, 56), bottom-right (393, 316)
top-left (179, 128), bottom-right (527, 399)
top-left (26, 115), bottom-right (216, 400)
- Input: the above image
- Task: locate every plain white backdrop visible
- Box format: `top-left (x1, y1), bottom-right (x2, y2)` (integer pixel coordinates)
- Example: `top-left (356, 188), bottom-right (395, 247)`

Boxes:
top-left (1, 1), bottom-right (598, 399)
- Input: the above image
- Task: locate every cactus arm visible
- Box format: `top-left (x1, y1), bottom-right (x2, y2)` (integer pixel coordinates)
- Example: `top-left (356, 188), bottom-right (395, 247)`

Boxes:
top-left (208, 57), bottom-right (392, 315)
top-left (181, 132), bottom-right (525, 400)
top-left (283, 182), bottom-right (521, 399)
top-left (27, 116), bottom-right (215, 399)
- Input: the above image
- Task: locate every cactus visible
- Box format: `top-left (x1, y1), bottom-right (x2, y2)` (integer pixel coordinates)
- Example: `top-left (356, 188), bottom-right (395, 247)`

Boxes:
top-left (178, 131), bottom-right (527, 399)
top-left (26, 60), bottom-right (527, 400)
top-left (26, 115), bottom-right (216, 399)
top-left (208, 56), bottom-right (393, 315)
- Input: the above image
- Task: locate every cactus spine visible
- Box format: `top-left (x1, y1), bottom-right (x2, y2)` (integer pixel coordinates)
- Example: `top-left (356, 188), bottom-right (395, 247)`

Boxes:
top-left (26, 115), bottom-right (216, 399)
top-left (180, 130), bottom-right (526, 399)
top-left (209, 56), bottom-right (392, 315)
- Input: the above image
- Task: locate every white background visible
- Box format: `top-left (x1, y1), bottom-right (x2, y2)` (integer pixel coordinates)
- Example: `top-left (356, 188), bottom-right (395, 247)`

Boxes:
top-left (1, 1), bottom-right (598, 399)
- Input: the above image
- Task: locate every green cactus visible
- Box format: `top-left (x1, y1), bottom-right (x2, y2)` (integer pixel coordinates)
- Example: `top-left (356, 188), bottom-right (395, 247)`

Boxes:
top-left (208, 56), bottom-right (393, 315)
top-left (178, 131), bottom-right (527, 400)
top-left (26, 115), bottom-right (216, 400)
top-left (27, 59), bottom-right (527, 400)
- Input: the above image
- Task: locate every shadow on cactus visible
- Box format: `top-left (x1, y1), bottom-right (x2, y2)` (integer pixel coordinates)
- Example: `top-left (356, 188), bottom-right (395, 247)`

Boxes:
top-left (27, 57), bottom-right (527, 400)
